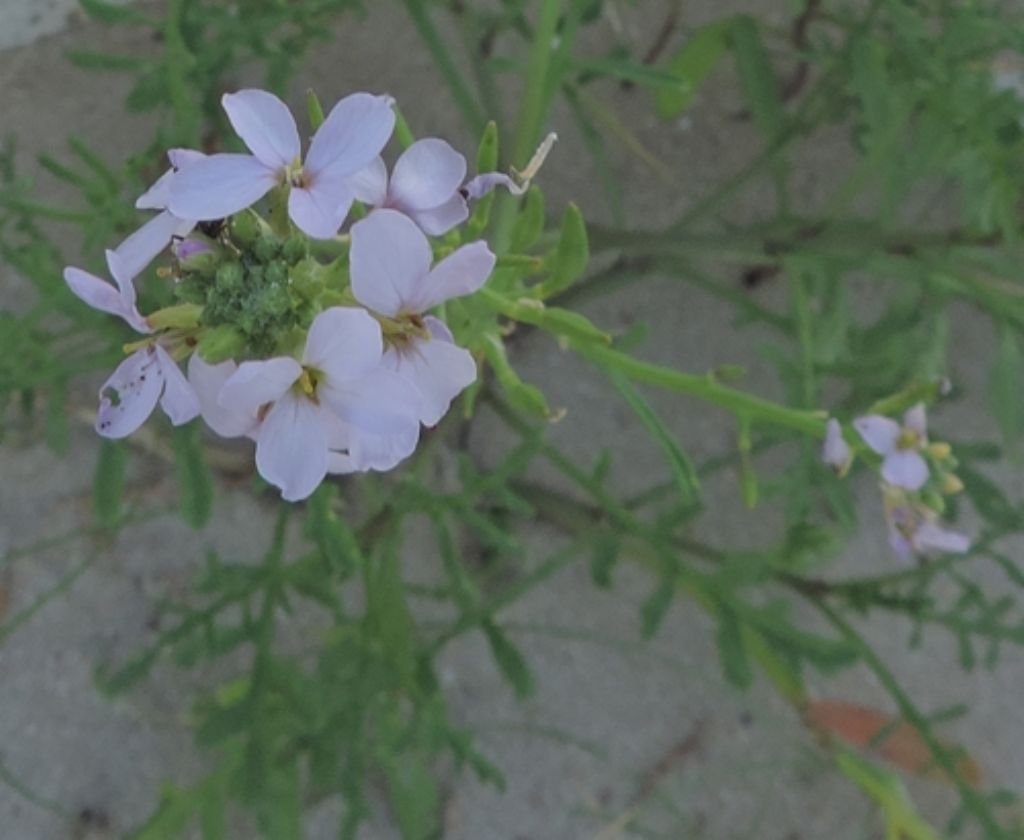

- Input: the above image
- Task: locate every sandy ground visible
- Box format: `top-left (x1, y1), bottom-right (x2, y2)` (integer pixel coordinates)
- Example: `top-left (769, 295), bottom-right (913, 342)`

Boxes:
top-left (1, 2), bottom-right (1022, 838)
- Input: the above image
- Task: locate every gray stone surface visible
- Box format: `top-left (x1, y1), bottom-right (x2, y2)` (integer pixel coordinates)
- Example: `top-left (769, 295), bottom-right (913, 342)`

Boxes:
top-left (1, 2), bottom-right (1022, 839)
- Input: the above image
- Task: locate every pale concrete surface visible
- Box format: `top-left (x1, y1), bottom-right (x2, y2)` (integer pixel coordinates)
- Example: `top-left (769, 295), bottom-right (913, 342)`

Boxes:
top-left (0, 0), bottom-right (130, 50)
top-left (1, 2), bottom-right (1021, 839)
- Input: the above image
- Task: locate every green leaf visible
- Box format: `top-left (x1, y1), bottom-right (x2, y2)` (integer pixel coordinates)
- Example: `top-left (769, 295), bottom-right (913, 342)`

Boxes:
top-left (172, 422), bottom-right (214, 529)
top-left (94, 440), bottom-right (127, 530)
top-left (715, 602), bottom-right (753, 689)
top-left (959, 463), bottom-right (1023, 530)
top-left (608, 373), bottom-right (700, 507)
top-left (482, 619), bottom-right (535, 699)
top-left (385, 757), bottom-right (441, 840)
top-left (306, 89), bottom-right (326, 131)
top-left (480, 332), bottom-right (550, 417)
top-left (576, 56), bottom-right (689, 90)
top-left (305, 484), bottom-right (361, 576)
top-left (989, 323), bottom-right (1022, 452)
top-left (589, 530), bottom-right (620, 588)
top-left (655, 18), bottom-right (734, 119)
top-left (367, 548), bottom-right (417, 689)
top-left (79, 0), bottom-right (155, 25)
top-left (730, 16), bottom-right (784, 139)
top-left (509, 186), bottom-right (545, 253)
top-left (538, 203), bottom-right (589, 298)
top-left (67, 50), bottom-right (147, 71)
top-left (476, 120), bottom-right (499, 173)
top-left (640, 577), bottom-right (674, 638)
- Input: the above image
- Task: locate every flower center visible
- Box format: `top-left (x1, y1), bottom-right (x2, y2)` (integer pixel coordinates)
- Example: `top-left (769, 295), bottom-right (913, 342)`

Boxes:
top-left (297, 368), bottom-right (320, 403)
top-left (284, 158), bottom-right (308, 189)
top-left (896, 428), bottom-right (920, 450)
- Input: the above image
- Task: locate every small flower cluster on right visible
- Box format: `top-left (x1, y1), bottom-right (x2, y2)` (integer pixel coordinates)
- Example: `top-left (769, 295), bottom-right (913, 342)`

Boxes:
top-left (823, 403), bottom-right (970, 562)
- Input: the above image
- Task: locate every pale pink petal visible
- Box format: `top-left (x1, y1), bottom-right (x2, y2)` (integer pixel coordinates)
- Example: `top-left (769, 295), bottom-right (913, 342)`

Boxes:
top-left (347, 156), bottom-right (388, 206)
top-left (822, 418), bottom-right (852, 472)
top-left (136, 168), bottom-right (175, 210)
top-left (288, 178), bottom-right (354, 239)
top-left (255, 393), bottom-right (329, 502)
top-left (222, 89), bottom-right (300, 169)
top-left (115, 211), bottom-right (195, 280)
top-left (302, 307), bottom-right (383, 384)
top-left (349, 209), bottom-right (432, 317)
top-left (168, 154), bottom-right (278, 221)
top-left (167, 148), bottom-right (206, 171)
top-left (853, 415), bottom-right (901, 455)
top-left (903, 403), bottom-right (928, 438)
top-left (888, 528), bottom-right (915, 565)
top-left (423, 315), bottom-right (453, 342)
top-left (64, 267), bottom-right (131, 321)
top-left (219, 357), bottom-right (301, 414)
top-left (187, 355), bottom-right (258, 438)
top-left (882, 449), bottom-right (930, 491)
top-left (320, 366), bottom-right (418, 436)
top-left (304, 93), bottom-right (395, 181)
top-left (347, 421), bottom-right (419, 473)
top-left (389, 337), bottom-right (476, 427)
top-left (408, 193), bottom-right (469, 236)
top-left (413, 240), bottom-right (496, 312)
top-left (915, 522), bottom-right (970, 555)
top-left (95, 347), bottom-right (164, 438)
top-left (389, 138), bottom-right (466, 211)
top-left (155, 346), bottom-right (200, 425)
top-left (462, 172), bottom-right (519, 200)
top-left (326, 451), bottom-right (358, 475)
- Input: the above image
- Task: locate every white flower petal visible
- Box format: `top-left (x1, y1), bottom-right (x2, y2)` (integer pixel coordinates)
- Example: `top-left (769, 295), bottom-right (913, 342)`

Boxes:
top-left (136, 168), bottom-right (176, 210)
top-left (903, 403), bottom-right (928, 437)
top-left (188, 354), bottom-right (258, 438)
top-left (115, 211), bottom-right (195, 280)
top-left (302, 307), bottom-right (383, 384)
top-left (65, 267), bottom-right (129, 320)
top-left (882, 449), bottom-right (930, 491)
top-left (156, 346), bottom-right (200, 426)
top-left (304, 92), bottom-right (395, 180)
top-left (853, 415), bottom-right (901, 455)
top-left (349, 209), bottom-right (432, 317)
top-left (95, 347), bottom-right (164, 439)
top-left (390, 337), bottom-right (477, 427)
top-left (347, 422), bottom-right (419, 473)
top-left (320, 366), bottom-right (418, 436)
top-left (168, 153), bottom-right (278, 221)
top-left (915, 522), bottom-right (970, 555)
top-left (219, 357), bottom-right (302, 414)
top-left (347, 156), bottom-right (388, 206)
top-left (222, 89), bottom-right (301, 169)
top-left (388, 138), bottom-right (466, 211)
top-left (255, 394), bottom-right (329, 502)
top-left (822, 418), bottom-right (852, 472)
top-left (413, 240), bottom-right (495, 312)
top-left (408, 193), bottom-right (469, 236)
top-left (288, 179), bottom-right (353, 239)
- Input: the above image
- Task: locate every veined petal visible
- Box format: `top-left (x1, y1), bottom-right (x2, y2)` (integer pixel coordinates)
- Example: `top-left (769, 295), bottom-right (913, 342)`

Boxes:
top-left (388, 337), bottom-right (476, 427)
top-left (65, 267), bottom-right (131, 322)
top-left (414, 240), bottom-right (495, 312)
top-left (303, 307), bottom-right (383, 384)
top-left (320, 366), bottom-right (418, 436)
top-left (168, 154), bottom-right (278, 221)
top-left (219, 357), bottom-right (302, 414)
top-left (347, 156), bottom-right (388, 206)
top-left (882, 449), bottom-right (929, 491)
top-left (349, 209), bottom-right (432, 317)
top-left (347, 421), bottom-right (419, 473)
top-left (853, 415), bottom-right (901, 455)
top-left (222, 89), bottom-right (300, 169)
top-left (115, 211), bottom-right (195, 280)
top-left (304, 93), bottom-right (395, 180)
top-left (288, 179), bottom-right (353, 240)
top-left (188, 355), bottom-right (258, 438)
top-left (95, 347), bottom-right (164, 439)
top-left (156, 346), bottom-right (200, 426)
top-left (903, 403), bottom-right (928, 438)
top-left (408, 193), bottom-right (469, 236)
top-left (389, 138), bottom-right (466, 211)
top-left (255, 393), bottom-right (329, 502)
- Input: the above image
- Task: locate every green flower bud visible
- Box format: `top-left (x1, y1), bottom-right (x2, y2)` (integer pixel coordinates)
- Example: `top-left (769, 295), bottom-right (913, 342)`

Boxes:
top-left (215, 261), bottom-right (245, 293)
top-left (282, 235), bottom-right (309, 265)
top-left (174, 276), bottom-right (209, 305)
top-left (197, 324), bottom-right (246, 364)
top-left (265, 260), bottom-right (288, 287)
top-left (253, 234), bottom-right (283, 264)
top-left (229, 209), bottom-right (263, 248)
top-left (921, 489), bottom-right (946, 515)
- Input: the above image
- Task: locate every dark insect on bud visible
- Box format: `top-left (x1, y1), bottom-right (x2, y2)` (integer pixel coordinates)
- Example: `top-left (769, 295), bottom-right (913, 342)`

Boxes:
top-left (198, 218), bottom-right (227, 238)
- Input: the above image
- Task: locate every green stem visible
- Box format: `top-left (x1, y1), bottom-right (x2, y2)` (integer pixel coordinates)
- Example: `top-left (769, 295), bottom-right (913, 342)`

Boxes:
top-left (810, 598), bottom-right (1009, 838)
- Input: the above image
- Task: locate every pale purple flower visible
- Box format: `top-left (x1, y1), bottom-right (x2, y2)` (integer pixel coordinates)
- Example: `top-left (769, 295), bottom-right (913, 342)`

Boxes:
top-left (116, 149), bottom-right (205, 278)
top-left (216, 307), bottom-right (418, 501)
top-left (349, 209), bottom-right (495, 426)
top-left (168, 89), bottom-right (395, 239)
top-left (822, 418), bottom-right (852, 475)
top-left (886, 502), bottom-right (971, 563)
top-left (64, 250), bottom-right (199, 437)
top-left (854, 404), bottom-right (930, 491)
top-left (348, 138), bottom-right (469, 236)
top-left (187, 355), bottom-right (259, 439)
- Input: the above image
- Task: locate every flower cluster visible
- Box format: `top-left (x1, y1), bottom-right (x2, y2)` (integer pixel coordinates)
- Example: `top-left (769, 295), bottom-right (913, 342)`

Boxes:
top-left (823, 404), bottom-right (969, 562)
top-left (63, 89), bottom-right (530, 501)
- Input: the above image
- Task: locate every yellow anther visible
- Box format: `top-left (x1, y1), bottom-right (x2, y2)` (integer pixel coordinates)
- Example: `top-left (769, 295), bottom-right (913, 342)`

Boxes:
top-left (896, 429), bottom-right (920, 449)
top-left (927, 441), bottom-right (952, 461)
top-left (298, 369), bottom-right (318, 398)
top-left (940, 473), bottom-right (964, 495)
